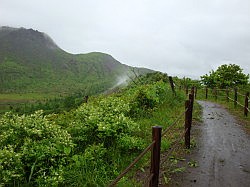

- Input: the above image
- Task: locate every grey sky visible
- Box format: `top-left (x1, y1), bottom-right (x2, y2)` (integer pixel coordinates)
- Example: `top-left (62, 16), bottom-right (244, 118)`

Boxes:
top-left (1, 0), bottom-right (250, 78)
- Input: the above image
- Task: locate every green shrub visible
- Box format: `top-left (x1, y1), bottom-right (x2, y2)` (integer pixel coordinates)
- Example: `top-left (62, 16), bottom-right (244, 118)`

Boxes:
top-left (117, 134), bottom-right (146, 152)
top-left (0, 145), bottom-right (23, 185)
top-left (0, 72), bottom-right (187, 186)
top-left (128, 81), bottom-right (168, 117)
top-left (67, 96), bottom-right (140, 152)
top-left (0, 111), bottom-right (74, 186)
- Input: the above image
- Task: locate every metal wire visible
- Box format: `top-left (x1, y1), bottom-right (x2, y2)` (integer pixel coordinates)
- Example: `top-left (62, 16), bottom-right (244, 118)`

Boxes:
top-left (236, 101), bottom-right (245, 108)
top-left (240, 89), bottom-right (250, 93)
top-left (237, 92), bottom-right (246, 97)
top-left (160, 128), bottom-right (188, 165)
top-left (109, 95), bottom-right (193, 186)
top-left (215, 88), bottom-right (227, 91)
top-left (229, 88), bottom-right (235, 92)
top-left (162, 108), bottom-right (187, 136)
top-left (109, 140), bottom-right (155, 186)
top-left (161, 142), bottom-right (183, 172)
top-left (216, 95), bottom-right (226, 98)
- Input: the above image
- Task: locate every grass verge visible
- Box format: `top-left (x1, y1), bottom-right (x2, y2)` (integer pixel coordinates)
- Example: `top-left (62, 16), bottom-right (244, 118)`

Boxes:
top-left (129, 99), bottom-right (202, 186)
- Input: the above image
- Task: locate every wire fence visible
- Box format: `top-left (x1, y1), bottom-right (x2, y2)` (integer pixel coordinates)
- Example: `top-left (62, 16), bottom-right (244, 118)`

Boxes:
top-left (109, 86), bottom-right (195, 187)
top-left (196, 87), bottom-right (249, 117)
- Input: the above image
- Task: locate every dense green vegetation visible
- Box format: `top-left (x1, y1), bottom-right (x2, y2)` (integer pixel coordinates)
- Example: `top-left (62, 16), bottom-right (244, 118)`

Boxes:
top-left (0, 26), bottom-right (202, 186)
top-left (0, 72), bottom-right (187, 186)
top-left (0, 26), bottom-right (151, 94)
top-left (4, 92), bottom-right (88, 115)
top-left (0, 26), bottom-right (152, 115)
top-left (200, 64), bottom-right (249, 88)
top-left (199, 63), bottom-right (249, 130)
top-left (0, 92), bottom-right (84, 115)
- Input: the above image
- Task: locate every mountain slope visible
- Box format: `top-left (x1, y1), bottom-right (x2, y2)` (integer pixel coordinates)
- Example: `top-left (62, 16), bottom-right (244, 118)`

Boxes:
top-left (0, 26), bottom-right (151, 94)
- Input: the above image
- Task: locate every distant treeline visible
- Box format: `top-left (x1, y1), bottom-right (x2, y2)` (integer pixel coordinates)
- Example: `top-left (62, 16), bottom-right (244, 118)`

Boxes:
top-left (10, 92), bottom-right (88, 115)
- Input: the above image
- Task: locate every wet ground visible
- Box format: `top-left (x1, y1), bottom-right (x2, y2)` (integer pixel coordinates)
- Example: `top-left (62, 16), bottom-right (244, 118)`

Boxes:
top-left (176, 101), bottom-right (250, 187)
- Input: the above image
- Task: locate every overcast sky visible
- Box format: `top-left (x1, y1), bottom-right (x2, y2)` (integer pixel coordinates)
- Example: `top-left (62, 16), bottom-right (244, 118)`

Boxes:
top-left (1, 0), bottom-right (250, 78)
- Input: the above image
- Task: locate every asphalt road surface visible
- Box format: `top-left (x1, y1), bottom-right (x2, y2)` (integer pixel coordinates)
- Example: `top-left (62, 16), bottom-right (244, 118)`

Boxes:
top-left (178, 101), bottom-right (250, 187)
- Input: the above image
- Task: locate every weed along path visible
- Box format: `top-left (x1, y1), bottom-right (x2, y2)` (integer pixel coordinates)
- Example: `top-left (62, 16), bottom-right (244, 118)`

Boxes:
top-left (176, 100), bottom-right (250, 187)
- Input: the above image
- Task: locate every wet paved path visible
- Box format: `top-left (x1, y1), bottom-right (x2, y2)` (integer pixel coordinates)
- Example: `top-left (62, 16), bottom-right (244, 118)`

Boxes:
top-left (178, 101), bottom-right (250, 187)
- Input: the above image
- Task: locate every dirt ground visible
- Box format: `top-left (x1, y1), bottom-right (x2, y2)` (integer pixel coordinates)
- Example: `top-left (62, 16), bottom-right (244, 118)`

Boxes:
top-left (172, 101), bottom-right (250, 187)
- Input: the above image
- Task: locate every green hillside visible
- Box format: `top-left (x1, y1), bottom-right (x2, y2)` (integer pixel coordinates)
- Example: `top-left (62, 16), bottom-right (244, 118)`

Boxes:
top-left (0, 72), bottom-right (194, 186)
top-left (0, 26), bottom-right (150, 94)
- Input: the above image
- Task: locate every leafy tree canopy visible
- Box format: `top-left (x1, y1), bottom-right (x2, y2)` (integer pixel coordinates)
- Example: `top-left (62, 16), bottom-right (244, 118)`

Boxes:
top-left (179, 77), bottom-right (201, 88)
top-left (201, 64), bottom-right (249, 88)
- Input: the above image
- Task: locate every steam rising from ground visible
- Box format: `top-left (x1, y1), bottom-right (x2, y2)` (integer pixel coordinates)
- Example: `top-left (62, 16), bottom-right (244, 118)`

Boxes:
top-left (111, 74), bottom-right (130, 89)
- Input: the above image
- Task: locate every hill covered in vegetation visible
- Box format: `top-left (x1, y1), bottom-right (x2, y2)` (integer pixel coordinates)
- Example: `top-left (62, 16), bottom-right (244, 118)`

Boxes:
top-left (0, 26), bottom-right (151, 94)
top-left (0, 72), bottom-right (189, 186)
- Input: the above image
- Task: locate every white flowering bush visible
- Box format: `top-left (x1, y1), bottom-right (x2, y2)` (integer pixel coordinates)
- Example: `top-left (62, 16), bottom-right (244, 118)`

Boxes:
top-left (0, 145), bottom-right (23, 185)
top-left (0, 72), bottom-right (186, 186)
top-left (68, 96), bottom-right (141, 152)
top-left (0, 111), bottom-right (74, 186)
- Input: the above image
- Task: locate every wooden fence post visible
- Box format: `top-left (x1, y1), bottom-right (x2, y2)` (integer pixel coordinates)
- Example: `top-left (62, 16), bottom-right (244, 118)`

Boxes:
top-left (185, 100), bottom-right (191, 149)
top-left (214, 88), bottom-right (217, 100)
top-left (168, 76), bottom-right (176, 96)
top-left (191, 86), bottom-right (195, 96)
top-left (189, 93), bottom-right (194, 124)
top-left (226, 87), bottom-right (229, 102)
top-left (194, 87), bottom-right (197, 99)
top-left (150, 126), bottom-right (162, 187)
top-left (234, 88), bottom-right (238, 108)
top-left (186, 86), bottom-right (188, 95)
top-left (205, 87), bottom-right (208, 99)
top-left (84, 95), bottom-right (89, 103)
top-left (244, 92), bottom-right (249, 117)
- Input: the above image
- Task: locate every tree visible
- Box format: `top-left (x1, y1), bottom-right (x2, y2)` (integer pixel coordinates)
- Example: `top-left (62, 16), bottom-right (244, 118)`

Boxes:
top-left (180, 77), bottom-right (201, 89)
top-left (201, 64), bottom-right (249, 88)
top-left (200, 70), bottom-right (217, 88)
